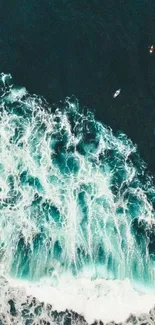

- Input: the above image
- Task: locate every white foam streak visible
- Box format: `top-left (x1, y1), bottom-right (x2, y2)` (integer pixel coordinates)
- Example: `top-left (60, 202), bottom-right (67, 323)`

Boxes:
top-left (8, 276), bottom-right (155, 324)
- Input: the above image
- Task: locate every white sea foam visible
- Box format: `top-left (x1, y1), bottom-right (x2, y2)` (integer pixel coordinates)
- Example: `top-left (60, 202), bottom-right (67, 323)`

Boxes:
top-left (8, 275), bottom-right (155, 324)
top-left (5, 87), bottom-right (27, 102)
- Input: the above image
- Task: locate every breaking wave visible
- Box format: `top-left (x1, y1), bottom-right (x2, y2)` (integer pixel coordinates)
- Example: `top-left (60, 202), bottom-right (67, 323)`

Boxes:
top-left (1, 73), bottom-right (155, 324)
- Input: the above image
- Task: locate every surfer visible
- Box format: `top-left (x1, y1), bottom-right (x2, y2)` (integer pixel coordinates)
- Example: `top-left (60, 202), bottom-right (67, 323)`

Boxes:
top-left (113, 88), bottom-right (121, 98)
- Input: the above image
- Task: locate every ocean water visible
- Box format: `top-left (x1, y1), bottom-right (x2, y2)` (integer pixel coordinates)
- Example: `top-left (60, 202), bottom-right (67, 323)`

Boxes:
top-left (1, 73), bottom-right (155, 324)
top-left (1, 0), bottom-right (155, 177)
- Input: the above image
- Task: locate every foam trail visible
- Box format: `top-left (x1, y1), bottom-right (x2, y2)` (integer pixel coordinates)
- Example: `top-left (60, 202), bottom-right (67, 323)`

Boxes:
top-left (0, 73), bottom-right (155, 323)
top-left (7, 276), bottom-right (155, 324)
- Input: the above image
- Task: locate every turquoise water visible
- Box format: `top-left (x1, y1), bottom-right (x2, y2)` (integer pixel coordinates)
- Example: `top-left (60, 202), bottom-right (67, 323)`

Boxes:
top-left (0, 73), bottom-right (155, 288)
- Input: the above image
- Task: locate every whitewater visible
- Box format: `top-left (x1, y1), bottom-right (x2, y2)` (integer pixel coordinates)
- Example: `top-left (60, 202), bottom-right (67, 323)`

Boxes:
top-left (1, 72), bottom-right (155, 324)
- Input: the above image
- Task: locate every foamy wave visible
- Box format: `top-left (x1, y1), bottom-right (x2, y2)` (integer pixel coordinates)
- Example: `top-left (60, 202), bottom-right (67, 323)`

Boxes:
top-left (1, 73), bottom-right (155, 323)
top-left (1, 276), bottom-right (155, 325)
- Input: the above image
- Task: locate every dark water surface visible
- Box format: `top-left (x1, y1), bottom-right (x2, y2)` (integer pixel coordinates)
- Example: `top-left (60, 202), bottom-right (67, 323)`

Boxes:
top-left (0, 0), bottom-right (155, 174)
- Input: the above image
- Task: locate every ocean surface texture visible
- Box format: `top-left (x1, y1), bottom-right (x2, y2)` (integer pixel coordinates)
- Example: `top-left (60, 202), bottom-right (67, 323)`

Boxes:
top-left (1, 1), bottom-right (155, 324)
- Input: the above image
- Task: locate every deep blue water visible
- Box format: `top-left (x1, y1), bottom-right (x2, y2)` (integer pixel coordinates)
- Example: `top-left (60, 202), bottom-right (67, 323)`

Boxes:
top-left (0, 0), bottom-right (155, 175)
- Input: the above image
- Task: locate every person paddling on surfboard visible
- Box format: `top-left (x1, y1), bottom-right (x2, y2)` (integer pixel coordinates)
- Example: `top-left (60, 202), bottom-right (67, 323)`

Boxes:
top-left (113, 88), bottom-right (121, 98)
